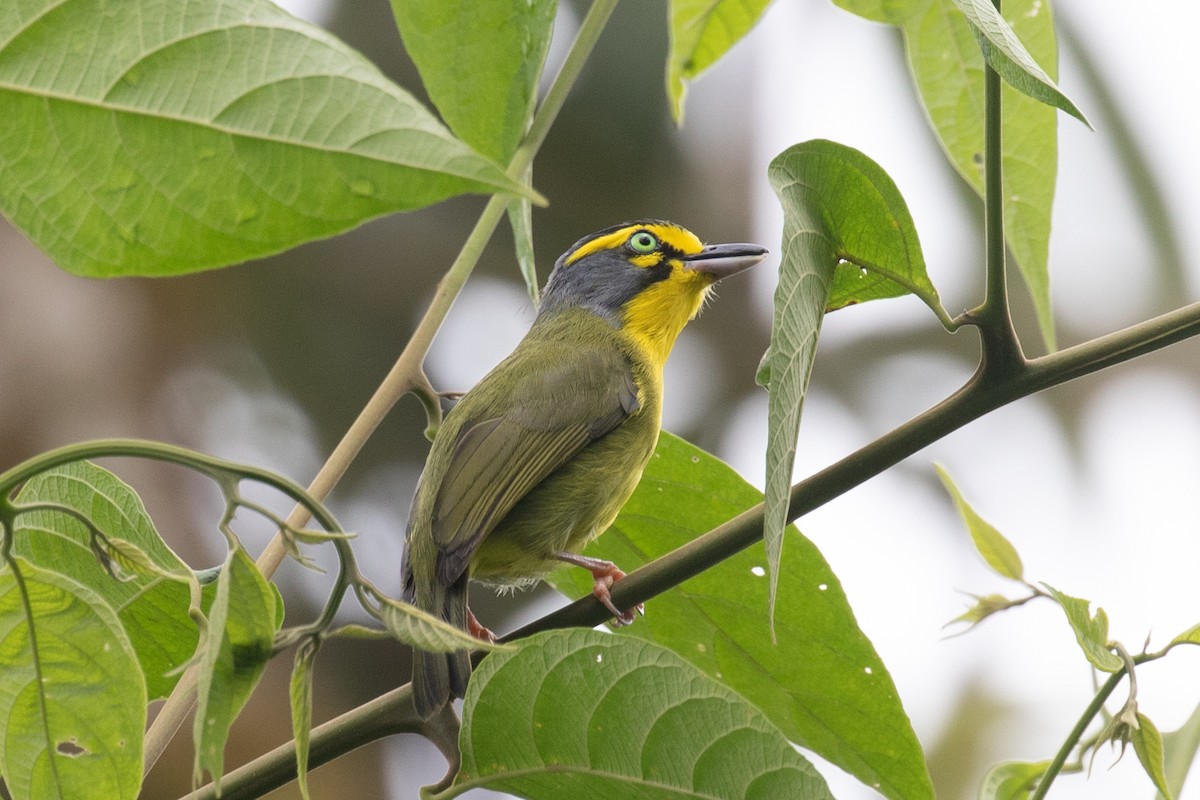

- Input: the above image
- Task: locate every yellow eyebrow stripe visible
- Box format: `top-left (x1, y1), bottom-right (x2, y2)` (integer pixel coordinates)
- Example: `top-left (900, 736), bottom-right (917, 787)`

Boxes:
top-left (563, 223), bottom-right (705, 266)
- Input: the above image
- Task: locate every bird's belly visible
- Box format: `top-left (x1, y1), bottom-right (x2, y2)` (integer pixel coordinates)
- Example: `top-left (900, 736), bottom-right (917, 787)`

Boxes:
top-left (470, 423), bottom-right (657, 587)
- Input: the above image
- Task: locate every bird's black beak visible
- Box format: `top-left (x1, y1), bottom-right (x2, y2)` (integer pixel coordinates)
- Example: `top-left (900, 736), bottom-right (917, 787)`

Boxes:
top-left (683, 242), bottom-right (769, 280)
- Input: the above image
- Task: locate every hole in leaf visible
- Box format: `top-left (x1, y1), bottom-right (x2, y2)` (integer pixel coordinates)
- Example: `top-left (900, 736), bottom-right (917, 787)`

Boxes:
top-left (56, 739), bottom-right (87, 757)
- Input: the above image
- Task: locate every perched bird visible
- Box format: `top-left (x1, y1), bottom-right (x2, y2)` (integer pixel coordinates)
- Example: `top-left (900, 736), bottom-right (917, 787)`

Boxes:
top-left (402, 220), bottom-right (767, 718)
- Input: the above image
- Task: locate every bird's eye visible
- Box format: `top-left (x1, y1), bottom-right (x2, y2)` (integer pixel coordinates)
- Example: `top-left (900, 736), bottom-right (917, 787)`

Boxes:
top-left (629, 231), bottom-right (658, 254)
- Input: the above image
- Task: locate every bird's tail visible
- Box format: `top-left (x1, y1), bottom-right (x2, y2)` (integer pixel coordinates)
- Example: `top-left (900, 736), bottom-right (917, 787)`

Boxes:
top-left (409, 573), bottom-right (472, 719)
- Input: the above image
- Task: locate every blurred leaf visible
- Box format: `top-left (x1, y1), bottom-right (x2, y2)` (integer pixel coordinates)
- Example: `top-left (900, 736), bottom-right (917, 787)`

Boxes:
top-left (667, 0), bottom-right (773, 123)
top-left (764, 139), bottom-right (946, 636)
top-left (950, 0), bottom-right (1089, 124)
top-left (1170, 622), bottom-right (1200, 647)
top-left (977, 760), bottom-right (1049, 800)
top-left (832, 0), bottom-right (906, 23)
top-left (290, 638), bottom-right (319, 800)
top-left (835, 0), bottom-right (1061, 349)
top-left (1133, 712), bottom-right (1173, 800)
top-left (390, 0), bottom-right (555, 163)
top-left (1159, 700), bottom-right (1200, 800)
top-left (0, 559), bottom-right (145, 800)
top-left (946, 592), bottom-right (1025, 631)
top-left (1042, 584), bottom-right (1123, 672)
top-left (548, 432), bottom-right (933, 800)
top-left (0, 0), bottom-right (534, 278)
top-left (193, 546), bottom-right (280, 791)
top-left (935, 464), bottom-right (1024, 580)
top-left (12, 462), bottom-right (203, 699)
top-left (457, 629), bottom-right (833, 799)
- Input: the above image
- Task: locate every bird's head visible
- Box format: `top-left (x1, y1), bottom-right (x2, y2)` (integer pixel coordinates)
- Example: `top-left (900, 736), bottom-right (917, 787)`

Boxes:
top-left (539, 221), bottom-right (767, 366)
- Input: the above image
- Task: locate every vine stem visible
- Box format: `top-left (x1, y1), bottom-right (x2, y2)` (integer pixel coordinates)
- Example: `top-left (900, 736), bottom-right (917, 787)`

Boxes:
top-left (1029, 665), bottom-right (1128, 800)
top-left (140, 0), bottom-right (619, 780)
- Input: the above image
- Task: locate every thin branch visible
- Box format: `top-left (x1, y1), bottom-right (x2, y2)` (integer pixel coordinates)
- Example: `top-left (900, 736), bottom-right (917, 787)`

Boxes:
top-left (513, 298), bottom-right (1200, 636)
top-left (176, 687), bottom-right (459, 800)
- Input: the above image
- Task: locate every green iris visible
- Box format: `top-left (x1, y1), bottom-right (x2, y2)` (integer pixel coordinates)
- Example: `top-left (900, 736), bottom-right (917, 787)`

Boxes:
top-left (629, 231), bottom-right (658, 254)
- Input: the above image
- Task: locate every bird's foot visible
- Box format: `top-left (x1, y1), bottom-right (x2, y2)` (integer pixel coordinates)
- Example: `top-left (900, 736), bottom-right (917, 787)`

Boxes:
top-left (554, 551), bottom-right (644, 626)
top-left (466, 608), bottom-right (497, 643)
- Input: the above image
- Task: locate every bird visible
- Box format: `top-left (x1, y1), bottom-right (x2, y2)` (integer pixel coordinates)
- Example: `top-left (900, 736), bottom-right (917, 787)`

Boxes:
top-left (401, 220), bottom-right (767, 718)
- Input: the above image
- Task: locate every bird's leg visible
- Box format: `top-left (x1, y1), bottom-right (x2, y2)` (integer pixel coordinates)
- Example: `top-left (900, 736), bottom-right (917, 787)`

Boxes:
top-left (466, 608), bottom-right (497, 643)
top-left (554, 551), bottom-right (644, 626)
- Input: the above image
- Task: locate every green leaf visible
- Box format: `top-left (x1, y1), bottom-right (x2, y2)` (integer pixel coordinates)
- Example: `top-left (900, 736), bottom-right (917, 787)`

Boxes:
top-left (456, 629), bottom-right (833, 799)
top-left (0, 559), bottom-right (145, 800)
top-left (11, 462), bottom-right (203, 699)
top-left (1159, 700), bottom-right (1200, 800)
top-left (548, 432), bottom-right (933, 800)
top-left (836, 0), bottom-right (1061, 349)
top-left (0, 0), bottom-right (535, 278)
top-left (946, 592), bottom-right (1025, 631)
top-left (1170, 622), bottom-right (1200, 647)
top-left (371, 592), bottom-right (511, 654)
top-left (508, 170), bottom-right (540, 304)
top-left (193, 546), bottom-right (280, 791)
top-left (977, 760), bottom-right (1049, 800)
top-left (935, 464), bottom-right (1024, 580)
top-left (831, 0), bottom-right (909, 24)
top-left (949, 0), bottom-right (1089, 125)
top-left (764, 139), bottom-right (946, 632)
top-left (390, 0), bottom-right (555, 163)
top-left (1041, 584), bottom-right (1123, 672)
top-left (1133, 712), bottom-right (1174, 800)
top-left (290, 639), bottom-right (319, 800)
top-left (667, 0), bottom-right (773, 123)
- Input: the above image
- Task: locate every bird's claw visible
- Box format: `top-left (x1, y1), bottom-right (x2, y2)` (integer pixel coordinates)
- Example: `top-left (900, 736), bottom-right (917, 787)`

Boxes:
top-left (590, 566), bottom-right (643, 627)
top-left (467, 608), bottom-right (497, 643)
top-left (555, 551), bottom-right (643, 627)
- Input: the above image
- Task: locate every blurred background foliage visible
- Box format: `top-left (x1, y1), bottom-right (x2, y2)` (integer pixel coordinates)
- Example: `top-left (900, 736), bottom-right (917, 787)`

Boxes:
top-left (2, 0), bottom-right (1198, 798)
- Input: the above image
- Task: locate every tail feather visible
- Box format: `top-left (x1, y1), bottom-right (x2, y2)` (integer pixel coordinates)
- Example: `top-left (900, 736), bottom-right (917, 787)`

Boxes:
top-left (411, 573), bottom-right (472, 719)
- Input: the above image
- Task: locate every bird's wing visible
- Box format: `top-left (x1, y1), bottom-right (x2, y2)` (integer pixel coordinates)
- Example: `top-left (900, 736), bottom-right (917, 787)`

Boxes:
top-left (430, 345), bottom-right (639, 586)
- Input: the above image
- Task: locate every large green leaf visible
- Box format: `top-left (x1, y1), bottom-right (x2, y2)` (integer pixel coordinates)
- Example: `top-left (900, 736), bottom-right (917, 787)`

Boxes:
top-left (763, 140), bottom-right (944, 640)
top-left (0, 559), bottom-right (145, 800)
top-left (548, 432), bottom-right (933, 800)
top-left (667, 0), bottom-right (773, 122)
top-left (835, 0), bottom-right (1062, 349)
top-left (454, 629), bottom-right (832, 799)
top-left (11, 461), bottom-right (202, 699)
top-left (390, 0), bottom-right (556, 163)
top-left (193, 546), bottom-right (280, 791)
top-left (0, 0), bottom-right (534, 277)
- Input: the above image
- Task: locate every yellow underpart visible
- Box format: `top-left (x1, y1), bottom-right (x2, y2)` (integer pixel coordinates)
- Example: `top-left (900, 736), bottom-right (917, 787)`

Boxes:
top-left (565, 222), bottom-right (705, 266)
top-left (620, 263), bottom-right (713, 369)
